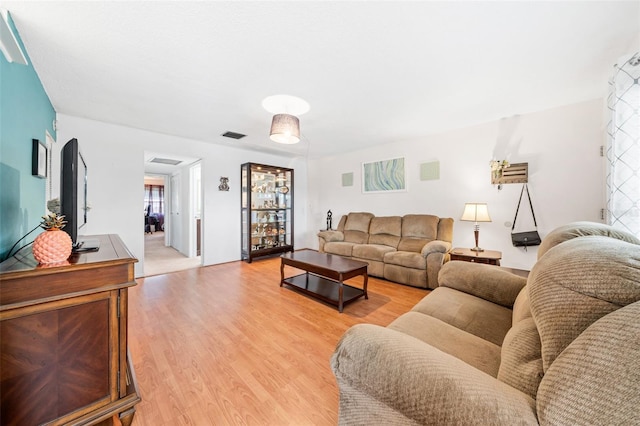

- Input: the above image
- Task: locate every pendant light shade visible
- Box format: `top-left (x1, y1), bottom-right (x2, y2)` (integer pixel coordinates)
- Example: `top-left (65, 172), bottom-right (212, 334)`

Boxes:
top-left (269, 114), bottom-right (300, 144)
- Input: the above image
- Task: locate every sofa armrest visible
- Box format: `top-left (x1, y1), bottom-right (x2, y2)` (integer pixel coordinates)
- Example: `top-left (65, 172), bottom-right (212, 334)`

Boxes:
top-left (331, 324), bottom-right (538, 425)
top-left (317, 230), bottom-right (344, 242)
top-left (421, 240), bottom-right (452, 288)
top-left (421, 239), bottom-right (452, 256)
top-left (438, 261), bottom-right (527, 308)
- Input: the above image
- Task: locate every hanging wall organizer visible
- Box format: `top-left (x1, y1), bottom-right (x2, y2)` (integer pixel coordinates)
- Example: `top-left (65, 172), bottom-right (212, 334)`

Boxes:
top-left (491, 162), bottom-right (528, 185)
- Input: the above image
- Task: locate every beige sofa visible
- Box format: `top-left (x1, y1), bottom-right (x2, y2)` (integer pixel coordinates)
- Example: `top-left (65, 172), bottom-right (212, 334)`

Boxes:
top-left (318, 212), bottom-right (454, 289)
top-left (330, 222), bottom-right (640, 425)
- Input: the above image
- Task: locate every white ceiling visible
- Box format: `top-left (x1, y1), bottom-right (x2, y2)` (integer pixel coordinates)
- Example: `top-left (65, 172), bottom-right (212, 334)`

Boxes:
top-left (4, 1), bottom-right (640, 161)
top-left (144, 151), bottom-right (200, 175)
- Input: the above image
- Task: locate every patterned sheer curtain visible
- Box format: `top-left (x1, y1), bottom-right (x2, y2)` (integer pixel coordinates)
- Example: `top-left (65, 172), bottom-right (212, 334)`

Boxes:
top-left (144, 185), bottom-right (164, 214)
top-left (606, 52), bottom-right (640, 236)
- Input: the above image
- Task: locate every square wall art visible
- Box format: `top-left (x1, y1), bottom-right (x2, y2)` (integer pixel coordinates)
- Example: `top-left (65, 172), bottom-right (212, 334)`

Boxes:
top-left (342, 172), bottom-right (354, 187)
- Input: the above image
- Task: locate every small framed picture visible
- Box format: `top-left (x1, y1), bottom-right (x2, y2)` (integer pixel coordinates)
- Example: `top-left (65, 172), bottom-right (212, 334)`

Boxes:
top-left (32, 139), bottom-right (47, 178)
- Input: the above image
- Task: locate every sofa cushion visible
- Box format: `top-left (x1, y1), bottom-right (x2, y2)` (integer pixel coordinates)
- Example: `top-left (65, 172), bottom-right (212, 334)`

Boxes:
top-left (343, 212), bottom-right (374, 244)
top-left (512, 287), bottom-right (532, 323)
top-left (437, 217), bottom-right (454, 243)
top-left (344, 212), bottom-right (374, 232)
top-left (316, 230), bottom-right (343, 243)
top-left (368, 216), bottom-right (402, 248)
top-left (389, 312), bottom-right (502, 377)
top-left (438, 261), bottom-right (526, 308)
top-left (331, 324), bottom-right (539, 425)
top-left (384, 265), bottom-right (427, 289)
top-left (412, 287), bottom-right (513, 346)
top-left (396, 215), bottom-right (438, 252)
top-left (497, 317), bottom-right (543, 399)
top-left (529, 236), bottom-right (640, 372)
top-left (352, 244), bottom-right (396, 262)
top-left (384, 251), bottom-right (425, 269)
top-left (402, 214), bottom-right (439, 239)
top-left (353, 258), bottom-right (384, 277)
top-left (537, 221), bottom-right (640, 260)
top-left (536, 301), bottom-right (640, 425)
top-left (324, 241), bottom-right (358, 257)
top-left (343, 230), bottom-right (369, 244)
top-left (397, 238), bottom-right (431, 253)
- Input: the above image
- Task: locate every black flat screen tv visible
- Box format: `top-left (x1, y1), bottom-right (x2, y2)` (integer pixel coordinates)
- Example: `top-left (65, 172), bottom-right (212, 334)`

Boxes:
top-left (60, 138), bottom-right (98, 252)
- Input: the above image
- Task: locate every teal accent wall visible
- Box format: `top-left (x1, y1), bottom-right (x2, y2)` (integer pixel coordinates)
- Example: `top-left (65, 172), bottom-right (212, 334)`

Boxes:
top-left (0, 11), bottom-right (56, 260)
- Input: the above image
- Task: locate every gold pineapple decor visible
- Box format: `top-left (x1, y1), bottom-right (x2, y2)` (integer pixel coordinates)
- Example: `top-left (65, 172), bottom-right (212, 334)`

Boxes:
top-left (32, 213), bottom-right (72, 265)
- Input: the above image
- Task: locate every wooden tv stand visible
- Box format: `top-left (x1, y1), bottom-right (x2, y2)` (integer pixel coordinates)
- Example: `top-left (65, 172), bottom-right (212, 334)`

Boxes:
top-left (0, 234), bottom-right (140, 426)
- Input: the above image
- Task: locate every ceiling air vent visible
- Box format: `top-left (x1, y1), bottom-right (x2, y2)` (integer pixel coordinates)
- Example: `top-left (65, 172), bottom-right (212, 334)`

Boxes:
top-left (222, 131), bottom-right (247, 139)
top-left (150, 157), bottom-right (182, 166)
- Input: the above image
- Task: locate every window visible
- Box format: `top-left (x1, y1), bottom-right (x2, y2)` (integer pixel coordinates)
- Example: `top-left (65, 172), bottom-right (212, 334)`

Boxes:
top-left (606, 52), bottom-right (640, 236)
top-left (144, 184), bottom-right (164, 215)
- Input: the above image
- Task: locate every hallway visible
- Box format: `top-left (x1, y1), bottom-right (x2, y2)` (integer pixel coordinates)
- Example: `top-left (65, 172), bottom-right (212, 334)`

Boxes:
top-left (144, 231), bottom-right (201, 276)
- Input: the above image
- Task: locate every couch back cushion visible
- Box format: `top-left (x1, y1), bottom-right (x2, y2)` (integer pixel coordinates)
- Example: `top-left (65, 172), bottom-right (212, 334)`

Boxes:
top-left (537, 221), bottom-right (640, 259)
top-left (437, 217), bottom-right (454, 243)
top-left (512, 286), bottom-right (532, 323)
top-left (497, 317), bottom-right (543, 399)
top-left (536, 301), bottom-right (640, 425)
top-left (499, 287), bottom-right (541, 399)
top-left (397, 214), bottom-right (439, 252)
top-left (529, 235), bottom-right (640, 373)
top-left (368, 216), bottom-right (402, 248)
top-left (343, 212), bottom-right (374, 244)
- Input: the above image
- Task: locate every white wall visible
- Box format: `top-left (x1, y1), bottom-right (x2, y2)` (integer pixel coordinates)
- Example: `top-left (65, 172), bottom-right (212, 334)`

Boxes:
top-left (306, 99), bottom-right (606, 270)
top-left (54, 114), bottom-right (308, 277)
top-left (52, 98), bottom-right (605, 275)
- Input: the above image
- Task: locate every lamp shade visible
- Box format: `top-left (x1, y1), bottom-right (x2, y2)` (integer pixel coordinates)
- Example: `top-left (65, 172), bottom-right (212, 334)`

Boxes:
top-left (269, 114), bottom-right (300, 144)
top-left (460, 203), bottom-right (491, 222)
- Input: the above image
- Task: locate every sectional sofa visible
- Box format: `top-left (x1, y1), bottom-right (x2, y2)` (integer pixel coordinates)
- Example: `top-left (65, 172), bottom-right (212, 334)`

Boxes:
top-left (330, 221), bottom-right (640, 425)
top-left (317, 212), bottom-right (454, 289)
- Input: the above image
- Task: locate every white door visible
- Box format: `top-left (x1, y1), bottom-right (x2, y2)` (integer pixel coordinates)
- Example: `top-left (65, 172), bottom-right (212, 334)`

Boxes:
top-left (170, 173), bottom-right (181, 251)
top-left (189, 162), bottom-right (202, 258)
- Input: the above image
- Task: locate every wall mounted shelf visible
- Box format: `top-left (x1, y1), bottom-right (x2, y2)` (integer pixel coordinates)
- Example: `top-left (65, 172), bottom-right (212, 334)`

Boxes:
top-left (491, 162), bottom-right (528, 185)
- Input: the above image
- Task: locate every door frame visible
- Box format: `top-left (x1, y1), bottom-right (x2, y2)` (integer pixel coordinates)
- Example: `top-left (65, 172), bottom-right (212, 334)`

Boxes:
top-left (188, 161), bottom-right (203, 258)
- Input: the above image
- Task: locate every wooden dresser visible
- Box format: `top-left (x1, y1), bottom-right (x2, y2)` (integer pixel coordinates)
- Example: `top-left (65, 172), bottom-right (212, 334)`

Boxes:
top-left (0, 234), bottom-right (140, 426)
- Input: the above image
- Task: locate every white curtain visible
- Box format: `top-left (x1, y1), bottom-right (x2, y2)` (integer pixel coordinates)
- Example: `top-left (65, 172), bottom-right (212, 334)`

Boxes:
top-left (606, 52), bottom-right (640, 236)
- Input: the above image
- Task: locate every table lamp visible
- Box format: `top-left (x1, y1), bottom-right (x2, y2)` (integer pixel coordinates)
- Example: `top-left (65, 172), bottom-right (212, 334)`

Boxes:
top-left (460, 203), bottom-right (491, 252)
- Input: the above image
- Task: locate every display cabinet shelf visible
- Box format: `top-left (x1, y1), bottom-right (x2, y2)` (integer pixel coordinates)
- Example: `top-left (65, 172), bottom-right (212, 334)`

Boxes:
top-left (241, 162), bottom-right (294, 262)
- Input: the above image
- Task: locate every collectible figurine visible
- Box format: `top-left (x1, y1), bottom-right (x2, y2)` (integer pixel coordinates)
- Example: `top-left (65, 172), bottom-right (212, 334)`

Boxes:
top-left (326, 210), bottom-right (333, 230)
top-left (218, 177), bottom-right (229, 191)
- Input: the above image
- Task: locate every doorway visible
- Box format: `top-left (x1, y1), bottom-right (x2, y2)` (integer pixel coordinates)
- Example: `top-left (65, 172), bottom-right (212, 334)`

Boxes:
top-left (143, 152), bottom-right (203, 277)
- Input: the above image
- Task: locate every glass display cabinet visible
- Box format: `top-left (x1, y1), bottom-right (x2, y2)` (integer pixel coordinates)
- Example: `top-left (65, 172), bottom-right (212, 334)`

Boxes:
top-left (241, 162), bottom-right (294, 262)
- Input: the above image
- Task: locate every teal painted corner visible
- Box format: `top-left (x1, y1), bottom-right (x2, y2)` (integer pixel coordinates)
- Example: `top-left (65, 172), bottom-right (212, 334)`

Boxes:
top-left (0, 11), bottom-right (56, 260)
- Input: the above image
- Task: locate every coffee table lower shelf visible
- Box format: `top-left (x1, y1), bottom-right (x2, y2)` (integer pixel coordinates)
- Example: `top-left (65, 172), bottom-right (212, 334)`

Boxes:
top-left (282, 273), bottom-right (366, 312)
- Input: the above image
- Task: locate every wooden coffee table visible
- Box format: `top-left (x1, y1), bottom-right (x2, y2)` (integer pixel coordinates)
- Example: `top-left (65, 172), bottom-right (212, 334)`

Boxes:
top-left (280, 250), bottom-right (368, 313)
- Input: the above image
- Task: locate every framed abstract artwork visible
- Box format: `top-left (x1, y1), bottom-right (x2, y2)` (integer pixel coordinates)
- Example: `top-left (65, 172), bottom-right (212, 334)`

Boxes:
top-left (362, 157), bottom-right (406, 193)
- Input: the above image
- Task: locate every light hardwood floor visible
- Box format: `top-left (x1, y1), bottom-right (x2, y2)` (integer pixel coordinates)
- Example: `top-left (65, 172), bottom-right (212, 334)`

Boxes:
top-left (129, 251), bottom-right (428, 425)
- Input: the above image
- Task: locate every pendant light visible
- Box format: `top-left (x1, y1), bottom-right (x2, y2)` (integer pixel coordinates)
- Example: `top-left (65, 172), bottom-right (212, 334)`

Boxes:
top-left (262, 95), bottom-right (310, 145)
top-left (269, 114), bottom-right (300, 144)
